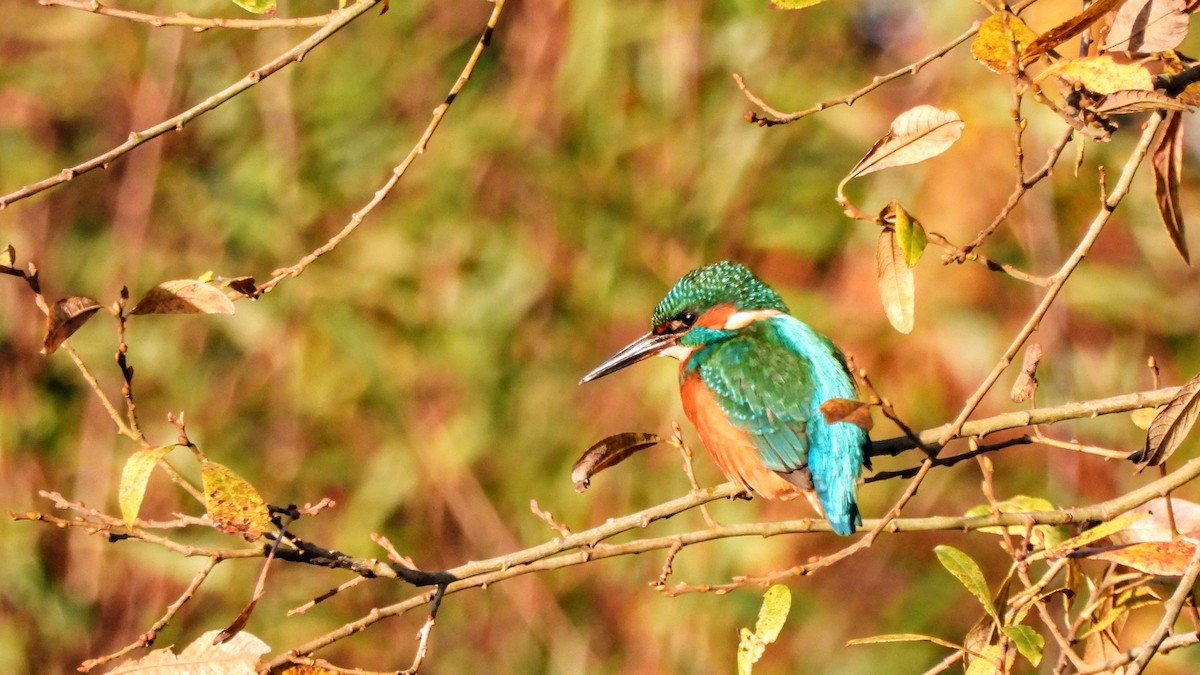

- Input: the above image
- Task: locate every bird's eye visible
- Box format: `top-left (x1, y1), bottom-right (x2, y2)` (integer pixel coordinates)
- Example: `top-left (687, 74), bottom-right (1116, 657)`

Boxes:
top-left (666, 311), bottom-right (696, 332)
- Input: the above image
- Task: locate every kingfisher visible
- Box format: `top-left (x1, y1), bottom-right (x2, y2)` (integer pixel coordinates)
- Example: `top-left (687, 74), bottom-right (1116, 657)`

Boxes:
top-left (580, 261), bottom-right (868, 535)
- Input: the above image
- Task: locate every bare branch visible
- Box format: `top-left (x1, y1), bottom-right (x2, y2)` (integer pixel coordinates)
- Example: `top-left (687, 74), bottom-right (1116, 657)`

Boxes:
top-left (0, 0), bottom-right (383, 208)
top-left (39, 0), bottom-right (339, 31)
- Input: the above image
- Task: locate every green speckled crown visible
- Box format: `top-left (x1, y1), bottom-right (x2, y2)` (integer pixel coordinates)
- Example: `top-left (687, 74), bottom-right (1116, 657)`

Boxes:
top-left (651, 261), bottom-right (788, 327)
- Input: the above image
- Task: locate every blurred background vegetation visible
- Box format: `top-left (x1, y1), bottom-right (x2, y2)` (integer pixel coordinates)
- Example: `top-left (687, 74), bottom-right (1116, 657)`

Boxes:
top-left (4, 0), bottom-right (1200, 672)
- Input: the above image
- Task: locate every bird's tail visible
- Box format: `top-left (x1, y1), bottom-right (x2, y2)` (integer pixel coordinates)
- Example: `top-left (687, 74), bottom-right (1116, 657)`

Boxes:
top-left (809, 426), bottom-right (866, 536)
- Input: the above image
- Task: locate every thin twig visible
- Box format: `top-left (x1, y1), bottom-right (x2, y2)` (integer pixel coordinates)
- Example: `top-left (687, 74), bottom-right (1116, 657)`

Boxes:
top-left (77, 556), bottom-right (220, 671)
top-left (257, 0), bottom-right (505, 294)
top-left (669, 421), bottom-right (719, 528)
top-left (0, 0), bottom-right (383, 208)
top-left (734, 25), bottom-right (977, 126)
top-left (39, 0), bottom-right (339, 31)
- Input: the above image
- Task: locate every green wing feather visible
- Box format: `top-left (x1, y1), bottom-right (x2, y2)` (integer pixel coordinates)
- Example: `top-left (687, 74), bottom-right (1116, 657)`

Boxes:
top-left (691, 321), bottom-right (816, 474)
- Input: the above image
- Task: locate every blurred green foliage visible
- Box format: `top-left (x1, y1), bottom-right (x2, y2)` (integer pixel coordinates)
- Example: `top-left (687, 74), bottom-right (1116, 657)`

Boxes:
top-left (4, 0), bottom-right (1200, 672)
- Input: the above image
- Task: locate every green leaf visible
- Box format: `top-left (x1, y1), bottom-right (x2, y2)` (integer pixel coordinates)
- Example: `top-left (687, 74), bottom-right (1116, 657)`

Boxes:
top-left (230, 0), bottom-right (276, 14)
top-left (1002, 625), bottom-right (1044, 667)
top-left (964, 495), bottom-right (1070, 549)
top-left (737, 585), bottom-right (792, 674)
top-left (892, 202), bottom-right (927, 267)
top-left (200, 459), bottom-right (272, 542)
top-left (770, 0), bottom-right (832, 8)
top-left (934, 545), bottom-right (997, 621)
top-left (118, 445), bottom-right (176, 528)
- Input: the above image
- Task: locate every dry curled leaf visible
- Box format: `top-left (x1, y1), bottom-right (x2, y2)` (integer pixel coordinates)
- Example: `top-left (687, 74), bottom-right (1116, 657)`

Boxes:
top-left (1135, 369), bottom-right (1200, 467)
top-left (876, 228), bottom-right (915, 334)
top-left (200, 459), bottom-right (271, 542)
top-left (1151, 110), bottom-right (1189, 264)
top-left (42, 295), bottom-right (101, 355)
top-left (971, 11), bottom-right (1038, 73)
top-left (1106, 0), bottom-right (1189, 53)
top-left (110, 630), bottom-right (269, 674)
top-left (848, 105), bottom-right (965, 179)
top-left (1089, 88), bottom-right (1190, 115)
top-left (1038, 55), bottom-right (1155, 94)
top-left (1023, 0), bottom-right (1128, 62)
top-left (1010, 343), bottom-right (1043, 403)
top-left (571, 432), bottom-right (661, 492)
top-left (819, 398), bottom-right (874, 431)
top-left (131, 279), bottom-right (236, 316)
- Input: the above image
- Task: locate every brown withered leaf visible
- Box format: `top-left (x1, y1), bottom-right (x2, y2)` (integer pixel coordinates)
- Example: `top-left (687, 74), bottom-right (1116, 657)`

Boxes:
top-left (571, 432), bottom-right (661, 492)
top-left (819, 398), bottom-right (874, 431)
top-left (848, 106), bottom-right (965, 179)
top-left (0, 244), bottom-right (14, 268)
top-left (200, 459), bottom-right (271, 542)
top-left (875, 228), bottom-right (915, 334)
top-left (1038, 55), bottom-right (1155, 94)
top-left (971, 11), bottom-right (1038, 73)
top-left (1078, 540), bottom-right (1198, 575)
top-left (1023, 0), bottom-right (1128, 62)
top-left (1106, 0), bottom-right (1189, 53)
top-left (1089, 88), bottom-right (1190, 114)
top-left (130, 279), bottom-right (236, 316)
top-left (41, 295), bottom-right (101, 355)
top-left (1151, 110), bottom-right (1190, 263)
top-left (1011, 343), bottom-right (1044, 403)
top-left (1136, 369), bottom-right (1200, 467)
top-left (110, 630), bottom-right (269, 674)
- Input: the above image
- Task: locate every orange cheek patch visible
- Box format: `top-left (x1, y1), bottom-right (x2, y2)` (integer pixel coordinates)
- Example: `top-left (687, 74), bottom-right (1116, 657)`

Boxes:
top-left (680, 372), bottom-right (802, 501)
top-left (695, 303), bottom-right (736, 329)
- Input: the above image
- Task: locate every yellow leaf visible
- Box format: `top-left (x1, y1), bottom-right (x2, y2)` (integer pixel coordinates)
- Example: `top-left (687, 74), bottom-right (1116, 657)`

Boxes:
top-left (769, 0), bottom-right (831, 7)
top-left (201, 459), bottom-right (271, 542)
top-left (971, 12), bottom-right (1037, 73)
top-left (1038, 55), bottom-right (1154, 95)
top-left (118, 445), bottom-right (176, 528)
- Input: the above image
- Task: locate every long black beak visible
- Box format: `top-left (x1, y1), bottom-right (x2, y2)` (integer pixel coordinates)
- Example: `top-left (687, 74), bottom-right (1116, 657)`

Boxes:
top-left (579, 332), bottom-right (679, 384)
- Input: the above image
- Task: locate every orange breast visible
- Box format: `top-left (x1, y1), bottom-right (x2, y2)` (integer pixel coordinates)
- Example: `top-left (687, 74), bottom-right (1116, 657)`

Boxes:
top-left (679, 370), bottom-right (802, 501)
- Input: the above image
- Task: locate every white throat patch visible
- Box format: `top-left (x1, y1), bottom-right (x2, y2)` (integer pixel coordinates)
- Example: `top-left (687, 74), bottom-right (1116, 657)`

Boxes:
top-left (659, 344), bottom-right (696, 361)
top-left (723, 309), bottom-right (781, 330)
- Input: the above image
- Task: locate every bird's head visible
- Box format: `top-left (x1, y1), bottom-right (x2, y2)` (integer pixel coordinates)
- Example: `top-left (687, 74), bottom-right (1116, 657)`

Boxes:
top-left (580, 261), bottom-right (787, 383)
